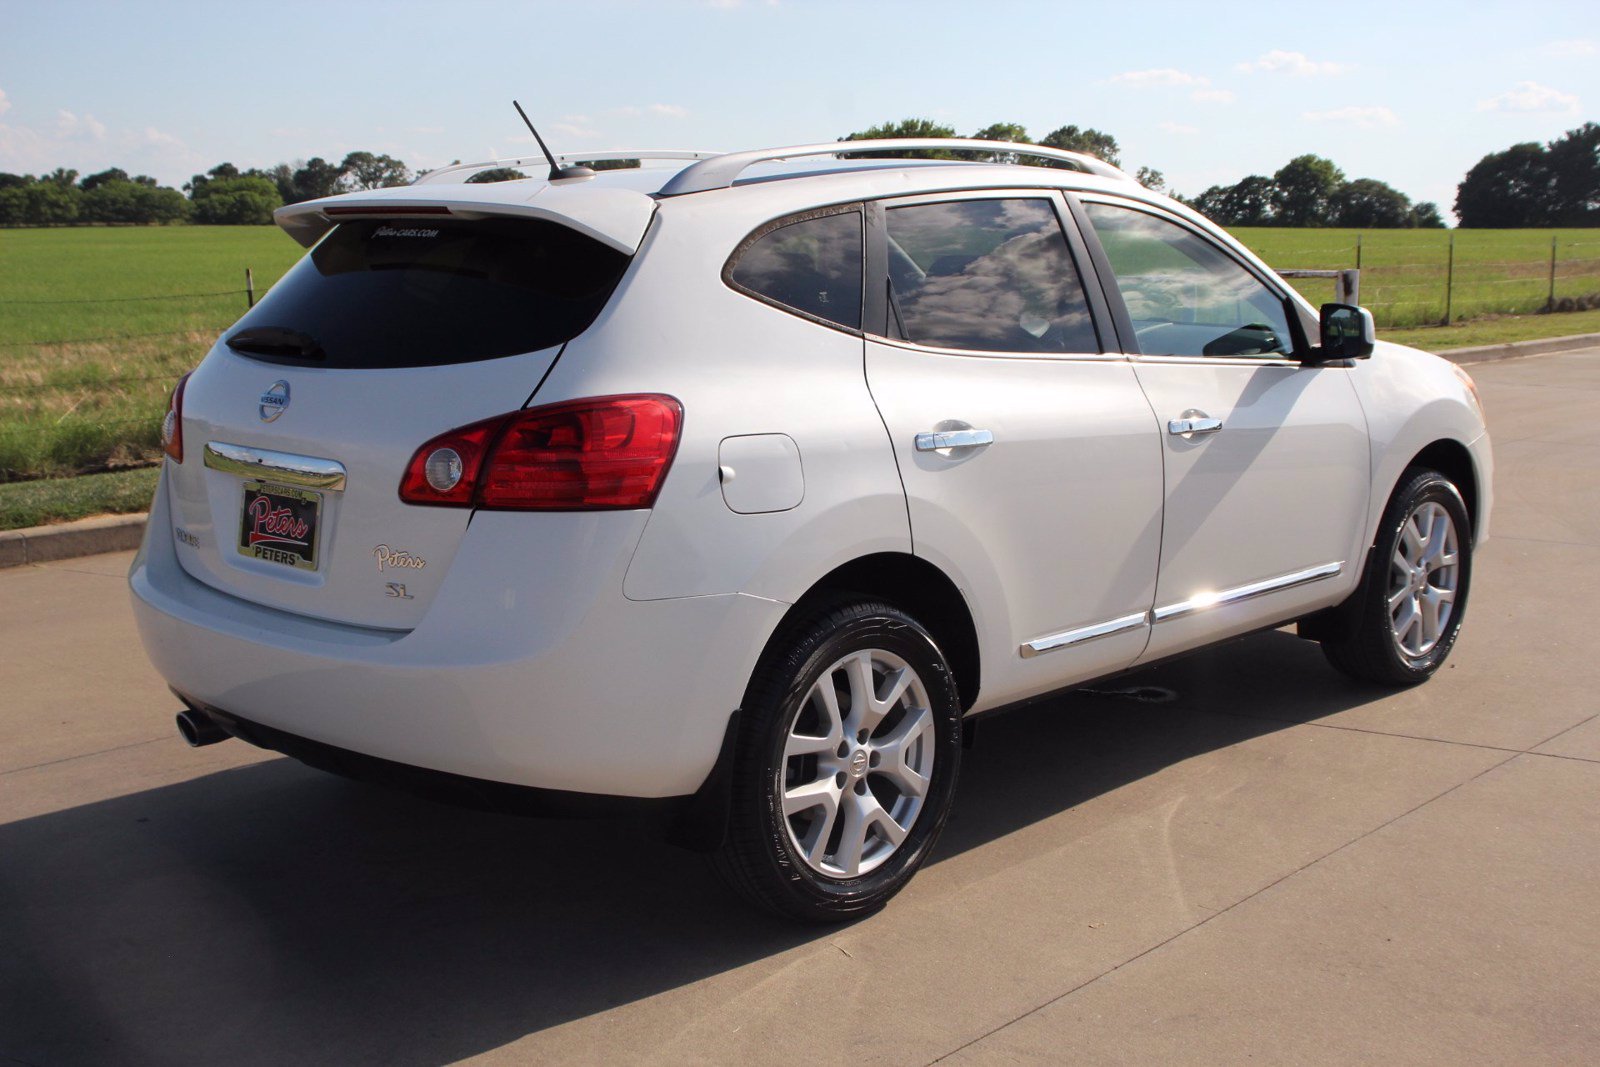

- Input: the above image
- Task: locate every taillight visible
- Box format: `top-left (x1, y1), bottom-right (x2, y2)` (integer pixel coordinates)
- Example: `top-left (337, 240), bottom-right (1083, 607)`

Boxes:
top-left (399, 394), bottom-right (683, 511)
top-left (161, 373), bottom-right (189, 464)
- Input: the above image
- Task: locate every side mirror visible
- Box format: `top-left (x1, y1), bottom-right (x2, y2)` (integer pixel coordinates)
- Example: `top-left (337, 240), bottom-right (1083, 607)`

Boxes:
top-left (1315, 303), bottom-right (1375, 362)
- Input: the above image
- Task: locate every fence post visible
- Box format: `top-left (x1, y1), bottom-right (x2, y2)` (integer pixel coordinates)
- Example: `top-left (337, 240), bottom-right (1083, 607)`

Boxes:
top-left (1338, 269), bottom-right (1360, 306)
top-left (245, 268), bottom-right (255, 309)
top-left (1355, 234), bottom-right (1362, 271)
top-left (1547, 236), bottom-right (1558, 311)
top-left (1442, 234), bottom-right (1455, 326)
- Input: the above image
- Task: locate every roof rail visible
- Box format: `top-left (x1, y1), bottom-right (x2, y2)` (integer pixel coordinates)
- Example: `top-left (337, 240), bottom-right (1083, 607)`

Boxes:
top-left (656, 139), bottom-right (1130, 197)
top-left (413, 151), bottom-right (722, 186)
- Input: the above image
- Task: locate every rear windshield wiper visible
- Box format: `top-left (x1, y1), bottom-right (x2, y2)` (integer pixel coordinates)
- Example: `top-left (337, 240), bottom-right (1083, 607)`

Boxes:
top-left (225, 326), bottom-right (327, 361)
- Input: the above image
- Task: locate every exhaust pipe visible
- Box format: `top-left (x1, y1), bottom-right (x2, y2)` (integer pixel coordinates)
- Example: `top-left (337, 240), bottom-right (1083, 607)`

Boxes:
top-left (175, 707), bottom-right (231, 747)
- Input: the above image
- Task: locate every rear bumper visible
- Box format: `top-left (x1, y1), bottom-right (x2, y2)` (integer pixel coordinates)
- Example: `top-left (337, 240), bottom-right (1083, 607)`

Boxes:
top-left (130, 468), bottom-right (786, 798)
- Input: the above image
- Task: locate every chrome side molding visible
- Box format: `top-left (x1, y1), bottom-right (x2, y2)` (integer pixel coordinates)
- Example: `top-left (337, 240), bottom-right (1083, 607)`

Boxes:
top-left (1020, 612), bottom-right (1149, 658)
top-left (1151, 561), bottom-right (1343, 623)
top-left (1018, 561), bottom-right (1344, 658)
top-left (203, 442), bottom-right (348, 492)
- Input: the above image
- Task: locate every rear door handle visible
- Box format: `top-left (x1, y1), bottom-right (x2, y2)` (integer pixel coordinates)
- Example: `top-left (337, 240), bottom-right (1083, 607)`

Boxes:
top-left (915, 429), bottom-right (994, 452)
top-left (1167, 415), bottom-right (1223, 436)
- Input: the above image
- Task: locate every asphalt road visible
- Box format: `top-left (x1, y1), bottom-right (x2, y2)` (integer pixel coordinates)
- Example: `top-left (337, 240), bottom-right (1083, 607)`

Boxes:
top-left (3, 350), bottom-right (1597, 1066)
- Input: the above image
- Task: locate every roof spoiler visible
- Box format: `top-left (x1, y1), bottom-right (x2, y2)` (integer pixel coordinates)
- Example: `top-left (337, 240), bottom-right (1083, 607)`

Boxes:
top-left (656, 139), bottom-right (1131, 196)
top-left (413, 151), bottom-right (721, 186)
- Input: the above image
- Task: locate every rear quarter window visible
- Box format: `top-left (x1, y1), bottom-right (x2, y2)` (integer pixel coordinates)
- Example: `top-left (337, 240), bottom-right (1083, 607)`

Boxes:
top-left (225, 217), bottom-right (630, 369)
top-left (725, 208), bottom-right (864, 331)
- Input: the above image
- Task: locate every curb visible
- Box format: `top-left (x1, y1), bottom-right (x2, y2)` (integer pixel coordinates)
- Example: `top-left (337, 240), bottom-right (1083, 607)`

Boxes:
top-left (2, 333), bottom-right (1596, 571)
top-left (1434, 331), bottom-right (1600, 365)
top-left (0, 513), bottom-right (146, 569)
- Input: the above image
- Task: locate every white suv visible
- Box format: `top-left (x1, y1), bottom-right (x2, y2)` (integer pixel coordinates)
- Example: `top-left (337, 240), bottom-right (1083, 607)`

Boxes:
top-left (131, 139), bottom-right (1491, 921)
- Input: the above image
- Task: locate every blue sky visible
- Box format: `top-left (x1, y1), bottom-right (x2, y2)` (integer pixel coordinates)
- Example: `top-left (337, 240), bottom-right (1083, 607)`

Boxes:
top-left (0, 0), bottom-right (1594, 219)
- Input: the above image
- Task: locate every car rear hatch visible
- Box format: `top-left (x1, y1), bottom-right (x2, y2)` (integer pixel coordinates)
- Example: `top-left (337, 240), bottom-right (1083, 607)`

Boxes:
top-left (164, 185), bottom-right (654, 629)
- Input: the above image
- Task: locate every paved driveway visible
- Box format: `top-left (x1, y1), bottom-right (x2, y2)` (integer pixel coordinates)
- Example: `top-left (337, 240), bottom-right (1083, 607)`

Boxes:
top-left (3, 350), bottom-right (1597, 1065)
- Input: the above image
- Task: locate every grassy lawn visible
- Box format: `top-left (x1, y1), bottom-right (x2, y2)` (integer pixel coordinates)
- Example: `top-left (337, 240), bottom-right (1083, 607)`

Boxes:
top-left (1381, 308), bottom-right (1600, 351)
top-left (1232, 227), bottom-right (1600, 328)
top-left (0, 466), bottom-right (158, 531)
top-left (0, 225), bottom-right (301, 485)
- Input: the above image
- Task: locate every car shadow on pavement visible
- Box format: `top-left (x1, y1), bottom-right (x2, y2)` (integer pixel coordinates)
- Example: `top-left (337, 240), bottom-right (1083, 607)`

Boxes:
top-left (0, 629), bottom-right (1390, 1065)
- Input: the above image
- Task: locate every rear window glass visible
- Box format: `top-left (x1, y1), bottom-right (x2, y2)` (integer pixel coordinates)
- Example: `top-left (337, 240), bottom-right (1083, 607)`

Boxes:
top-left (727, 210), bottom-right (863, 330)
top-left (225, 218), bottom-right (630, 368)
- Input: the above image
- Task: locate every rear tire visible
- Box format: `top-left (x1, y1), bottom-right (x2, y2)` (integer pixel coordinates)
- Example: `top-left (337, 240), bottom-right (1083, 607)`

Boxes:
top-left (712, 600), bottom-right (962, 923)
top-left (1322, 468), bottom-right (1473, 686)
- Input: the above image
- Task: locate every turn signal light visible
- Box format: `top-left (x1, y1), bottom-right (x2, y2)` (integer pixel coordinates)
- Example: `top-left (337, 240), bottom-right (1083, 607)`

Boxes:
top-left (161, 373), bottom-right (190, 464)
top-left (399, 394), bottom-right (683, 511)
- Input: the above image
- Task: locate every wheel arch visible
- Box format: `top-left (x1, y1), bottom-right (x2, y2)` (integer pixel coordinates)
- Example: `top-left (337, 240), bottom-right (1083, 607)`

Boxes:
top-left (770, 552), bottom-right (982, 712)
top-left (1406, 438), bottom-right (1481, 543)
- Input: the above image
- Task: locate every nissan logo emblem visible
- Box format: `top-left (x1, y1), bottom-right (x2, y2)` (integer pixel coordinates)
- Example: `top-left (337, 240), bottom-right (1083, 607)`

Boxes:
top-left (259, 380), bottom-right (291, 422)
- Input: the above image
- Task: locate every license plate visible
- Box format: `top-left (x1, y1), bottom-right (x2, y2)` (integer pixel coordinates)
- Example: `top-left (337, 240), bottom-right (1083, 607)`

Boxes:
top-left (237, 480), bottom-right (321, 571)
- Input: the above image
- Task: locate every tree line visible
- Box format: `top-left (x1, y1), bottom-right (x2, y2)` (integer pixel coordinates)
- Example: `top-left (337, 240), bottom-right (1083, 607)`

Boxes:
top-left (0, 151), bottom-right (411, 227)
top-left (2, 120), bottom-right (1595, 228)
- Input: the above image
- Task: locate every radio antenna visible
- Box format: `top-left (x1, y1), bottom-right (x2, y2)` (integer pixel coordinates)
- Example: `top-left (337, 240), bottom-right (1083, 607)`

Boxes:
top-left (513, 100), bottom-right (594, 181)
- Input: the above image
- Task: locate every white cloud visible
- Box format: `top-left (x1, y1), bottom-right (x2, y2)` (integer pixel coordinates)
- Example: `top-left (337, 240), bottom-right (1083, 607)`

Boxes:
top-left (1301, 105), bottom-right (1400, 128)
top-left (1236, 50), bottom-right (1345, 76)
top-left (610, 103), bottom-right (688, 120)
top-left (0, 88), bottom-right (10, 116)
top-left (1544, 38), bottom-right (1596, 57)
top-left (1477, 80), bottom-right (1580, 115)
top-left (551, 122), bottom-right (601, 140)
top-left (1111, 68), bottom-right (1208, 88)
top-left (1158, 121), bottom-right (1199, 135)
top-left (56, 109), bottom-right (107, 140)
top-left (1191, 88), bottom-right (1235, 104)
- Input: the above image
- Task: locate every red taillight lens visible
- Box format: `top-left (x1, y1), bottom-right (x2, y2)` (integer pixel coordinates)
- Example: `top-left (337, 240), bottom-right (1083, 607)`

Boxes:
top-left (399, 394), bottom-right (683, 511)
top-left (161, 373), bottom-right (189, 464)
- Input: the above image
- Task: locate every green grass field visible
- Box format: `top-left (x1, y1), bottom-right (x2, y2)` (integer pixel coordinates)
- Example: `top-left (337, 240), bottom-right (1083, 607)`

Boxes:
top-left (1233, 227), bottom-right (1600, 328)
top-left (1, 222), bottom-right (1597, 531)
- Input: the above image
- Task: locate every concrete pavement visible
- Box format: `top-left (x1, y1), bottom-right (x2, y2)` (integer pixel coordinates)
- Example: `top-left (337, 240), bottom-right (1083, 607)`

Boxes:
top-left (1, 350), bottom-right (1597, 1065)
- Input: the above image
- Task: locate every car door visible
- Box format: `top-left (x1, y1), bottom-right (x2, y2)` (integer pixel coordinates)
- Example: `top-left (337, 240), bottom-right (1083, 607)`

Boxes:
top-left (1073, 196), bottom-right (1370, 663)
top-left (863, 192), bottom-right (1165, 711)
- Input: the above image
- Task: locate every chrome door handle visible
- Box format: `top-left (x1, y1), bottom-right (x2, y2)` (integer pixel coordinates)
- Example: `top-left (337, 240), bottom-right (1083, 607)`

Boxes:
top-left (1167, 415), bottom-right (1223, 436)
top-left (915, 429), bottom-right (994, 452)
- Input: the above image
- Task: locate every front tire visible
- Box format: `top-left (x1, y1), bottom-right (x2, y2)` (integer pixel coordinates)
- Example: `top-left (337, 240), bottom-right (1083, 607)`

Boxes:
top-left (713, 600), bottom-right (962, 922)
top-left (1322, 468), bottom-right (1473, 686)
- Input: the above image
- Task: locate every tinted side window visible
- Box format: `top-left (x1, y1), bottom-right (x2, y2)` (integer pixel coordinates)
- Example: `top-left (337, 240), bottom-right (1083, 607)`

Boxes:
top-left (226, 218), bottom-right (630, 369)
top-left (884, 199), bottom-right (1098, 354)
top-left (1084, 202), bottom-right (1294, 359)
top-left (728, 210), bottom-right (863, 330)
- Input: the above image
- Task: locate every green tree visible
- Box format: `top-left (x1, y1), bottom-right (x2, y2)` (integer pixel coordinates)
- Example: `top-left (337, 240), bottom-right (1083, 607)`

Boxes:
top-left (1272, 154), bottom-right (1345, 226)
top-left (1135, 166), bottom-right (1166, 194)
top-left (0, 172), bottom-right (31, 190)
top-left (43, 167), bottom-right (79, 188)
top-left (1038, 125), bottom-right (1121, 168)
top-left (1408, 202), bottom-right (1446, 228)
top-left (191, 175), bottom-right (282, 224)
top-left (340, 151), bottom-right (410, 190)
top-left (290, 157), bottom-right (344, 202)
top-left (1455, 142), bottom-right (1552, 227)
top-left (466, 166), bottom-right (528, 183)
top-left (971, 122), bottom-right (1032, 163)
top-left (185, 162), bottom-right (240, 196)
top-left (1330, 177), bottom-right (1412, 228)
top-left (78, 167), bottom-right (129, 192)
top-left (18, 181), bottom-right (82, 224)
top-left (1546, 122), bottom-right (1599, 226)
top-left (840, 118), bottom-right (960, 158)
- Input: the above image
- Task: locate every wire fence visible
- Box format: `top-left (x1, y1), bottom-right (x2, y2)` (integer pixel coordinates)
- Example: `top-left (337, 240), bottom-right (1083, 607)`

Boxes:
top-left (1258, 236), bottom-right (1600, 327)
